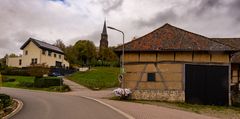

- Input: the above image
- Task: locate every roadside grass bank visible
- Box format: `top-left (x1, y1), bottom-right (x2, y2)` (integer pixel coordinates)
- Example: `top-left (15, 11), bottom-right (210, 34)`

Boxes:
top-left (2, 75), bottom-right (70, 92)
top-left (111, 98), bottom-right (240, 119)
top-left (67, 67), bottom-right (120, 90)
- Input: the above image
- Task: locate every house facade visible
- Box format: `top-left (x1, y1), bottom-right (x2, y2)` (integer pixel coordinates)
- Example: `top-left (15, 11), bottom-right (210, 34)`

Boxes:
top-left (115, 23), bottom-right (240, 106)
top-left (7, 38), bottom-right (69, 68)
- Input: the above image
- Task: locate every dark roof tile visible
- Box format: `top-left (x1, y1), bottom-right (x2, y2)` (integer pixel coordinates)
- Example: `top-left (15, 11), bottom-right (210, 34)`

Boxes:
top-left (21, 38), bottom-right (64, 54)
top-left (212, 38), bottom-right (240, 63)
top-left (115, 23), bottom-right (238, 52)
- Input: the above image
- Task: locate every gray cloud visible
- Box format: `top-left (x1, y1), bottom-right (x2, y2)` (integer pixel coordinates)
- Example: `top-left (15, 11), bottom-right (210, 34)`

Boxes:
top-left (71, 30), bottom-right (101, 47)
top-left (92, 0), bottom-right (124, 14)
top-left (228, 0), bottom-right (240, 21)
top-left (194, 0), bottom-right (222, 16)
top-left (1, 0), bottom-right (240, 58)
top-left (135, 9), bottom-right (178, 28)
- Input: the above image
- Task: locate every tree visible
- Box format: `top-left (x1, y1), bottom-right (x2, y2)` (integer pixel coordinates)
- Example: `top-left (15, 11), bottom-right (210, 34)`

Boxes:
top-left (99, 47), bottom-right (118, 61)
top-left (8, 53), bottom-right (17, 57)
top-left (74, 40), bottom-right (97, 66)
top-left (64, 45), bottom-right (78, 65)
top-left (54, 39), bottom-right (66, 52)
top-left (0, 54), bottom-right (8, 67)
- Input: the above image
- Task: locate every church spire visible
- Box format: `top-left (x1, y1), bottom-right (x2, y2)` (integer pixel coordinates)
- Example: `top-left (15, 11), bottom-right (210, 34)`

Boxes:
top-left (100, 20), bottom-right (108, 50)
top-left (102, 20), bottom-right (107, 35)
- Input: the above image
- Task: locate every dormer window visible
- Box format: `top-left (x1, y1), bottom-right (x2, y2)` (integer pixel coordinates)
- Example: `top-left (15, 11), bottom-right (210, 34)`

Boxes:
top-left (48, 51), bottom-right (52, 56)
top-left (42, 50), bottom-right (46, 55)
top-left (25, 50), bottom-right (28, 55)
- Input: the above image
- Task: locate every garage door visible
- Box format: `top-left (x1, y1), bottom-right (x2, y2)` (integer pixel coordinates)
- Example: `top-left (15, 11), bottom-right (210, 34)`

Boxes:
top-left (185, 64), bottom-right (229, 106)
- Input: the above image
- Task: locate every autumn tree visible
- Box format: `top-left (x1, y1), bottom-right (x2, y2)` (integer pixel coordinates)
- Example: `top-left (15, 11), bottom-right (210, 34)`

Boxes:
top-left (99, 47), bottom-right (118, 61)
top-left (74, 40), bottom-right (97, 66)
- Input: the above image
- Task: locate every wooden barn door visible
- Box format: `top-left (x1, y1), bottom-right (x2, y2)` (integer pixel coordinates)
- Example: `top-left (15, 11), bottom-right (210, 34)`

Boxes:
top-left (185, 64), bottom-right (229, 106)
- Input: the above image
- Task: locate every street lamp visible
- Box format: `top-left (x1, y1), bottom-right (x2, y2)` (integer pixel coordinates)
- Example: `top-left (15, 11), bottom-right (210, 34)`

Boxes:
top-left (107, 26), bottom-right (125, 89)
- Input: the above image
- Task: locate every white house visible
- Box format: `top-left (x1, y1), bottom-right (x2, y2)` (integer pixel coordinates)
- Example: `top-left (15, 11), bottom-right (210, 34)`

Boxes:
top-left (7, 38), bottom-right (69, 68)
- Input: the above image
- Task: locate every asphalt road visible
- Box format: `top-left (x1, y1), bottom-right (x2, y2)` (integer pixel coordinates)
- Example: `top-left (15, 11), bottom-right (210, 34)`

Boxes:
top-left (0, 87), bottom-right (127, 119)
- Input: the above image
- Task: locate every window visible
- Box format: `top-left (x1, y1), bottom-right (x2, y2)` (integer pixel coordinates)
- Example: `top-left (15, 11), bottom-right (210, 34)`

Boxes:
top-left (19, 59), bottom-right (22, 65)
top-left (54, 54), bottom-right (57, 58)
top-left (147, 73), bottom-right (156, 82)
top-left (42, 50), bottom-right (46, 55)
top-left (31, 58), bottom-right (37, 65)
top-left (48, 51), bottom-right (52, 56)
top-left (59, 55), bottom-right (61, 59)
top-left (35, 58), bottom-right (37, 64)
top-left (25, 50), bottom-right (28, 55)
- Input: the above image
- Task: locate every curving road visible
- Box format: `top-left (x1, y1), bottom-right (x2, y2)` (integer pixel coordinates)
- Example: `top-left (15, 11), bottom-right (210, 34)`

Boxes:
top-left (0, 87), bottom-right (127, 119)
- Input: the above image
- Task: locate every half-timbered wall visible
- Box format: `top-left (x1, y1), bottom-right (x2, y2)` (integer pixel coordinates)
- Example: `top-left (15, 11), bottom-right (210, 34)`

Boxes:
top-left (123, 51), bottom-right (231, 101)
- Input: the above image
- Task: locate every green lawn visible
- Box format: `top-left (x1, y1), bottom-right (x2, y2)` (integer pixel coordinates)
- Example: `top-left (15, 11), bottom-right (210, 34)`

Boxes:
top-left (2, 75), bottom-right (34, 88)
top-left (1, 75), bottom-right (70, 92)
top-left (67, 67), bottom-right (120, 90)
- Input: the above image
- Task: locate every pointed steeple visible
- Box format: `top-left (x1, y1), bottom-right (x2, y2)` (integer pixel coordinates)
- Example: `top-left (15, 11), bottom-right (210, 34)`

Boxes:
top-left (99, 20), bottom-right (108, 50)
top-left (102, 20), bottom-right (107, 35)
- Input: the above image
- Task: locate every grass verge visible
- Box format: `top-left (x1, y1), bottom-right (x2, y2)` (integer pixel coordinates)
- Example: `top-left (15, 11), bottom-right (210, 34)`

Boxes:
top-left (118, 99), bottom-right (240, 119)
top-left (67, 67), bottom-right (120, 90)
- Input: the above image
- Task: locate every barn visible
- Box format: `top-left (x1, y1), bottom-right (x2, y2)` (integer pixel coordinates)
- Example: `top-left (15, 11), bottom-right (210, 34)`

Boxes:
top-left (115, 23), bottom-right (240, 106)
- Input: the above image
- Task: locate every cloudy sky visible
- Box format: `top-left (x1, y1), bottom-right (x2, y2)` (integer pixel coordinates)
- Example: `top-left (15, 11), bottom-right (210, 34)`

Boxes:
top-left (1, 0), bottom-right (240, 57)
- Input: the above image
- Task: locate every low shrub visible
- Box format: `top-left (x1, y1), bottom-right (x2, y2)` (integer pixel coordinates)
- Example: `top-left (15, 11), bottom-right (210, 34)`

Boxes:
top-left (2, 78), bottom-right (16, 82)
top-left (1, 66), bottom-right (50, 77)
top-left (48, 85), bottom-right (71, 92)
top-left (17, 81), bottom-right (34, 88)
top-left (0, 94), bottom-right (12, 108)
top-left (1, 68), bottom-right (30, 76)
top-left (92, 60), bottom-right (120, 67)
top-left (27, 66), bottom-right (50, 78)
top-left (34, 77), bottom-right (63, 88)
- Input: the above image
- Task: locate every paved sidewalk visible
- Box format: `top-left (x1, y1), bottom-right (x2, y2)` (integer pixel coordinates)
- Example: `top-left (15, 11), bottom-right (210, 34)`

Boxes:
top-left (63, 78), bottom-right (114, 99)
top-left (63, 78), bottom-right (218, 119)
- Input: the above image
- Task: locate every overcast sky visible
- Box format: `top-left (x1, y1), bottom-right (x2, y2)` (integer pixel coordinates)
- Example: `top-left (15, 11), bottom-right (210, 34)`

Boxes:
top-left (1, 0), bottom-right (240, 57)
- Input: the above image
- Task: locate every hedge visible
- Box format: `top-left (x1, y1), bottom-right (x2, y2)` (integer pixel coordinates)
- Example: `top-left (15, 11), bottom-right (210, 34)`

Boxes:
top-left (1, 66), bottom-right (50, 77)
top-left (34, 77), bottom-right (63, 88)
top-left (48, 85), bottom-right (71, 92)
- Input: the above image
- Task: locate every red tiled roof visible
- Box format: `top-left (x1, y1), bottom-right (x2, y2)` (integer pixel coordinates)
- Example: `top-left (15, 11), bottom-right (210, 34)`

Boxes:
top-left (211, 38), bottom-right (240, 63)
top-left (115, 23), bottom-right (238, 52)
top-left (211, 38), bottom-right (240, 50)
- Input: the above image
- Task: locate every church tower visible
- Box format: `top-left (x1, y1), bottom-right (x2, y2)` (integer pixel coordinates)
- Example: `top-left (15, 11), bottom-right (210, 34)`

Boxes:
top-left (100, 20), bottom-right (108, 50)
